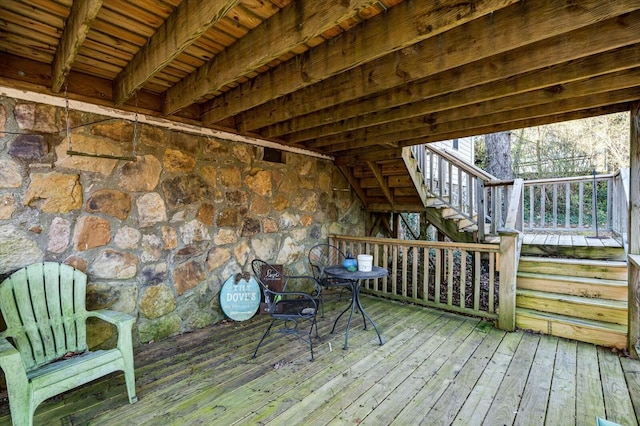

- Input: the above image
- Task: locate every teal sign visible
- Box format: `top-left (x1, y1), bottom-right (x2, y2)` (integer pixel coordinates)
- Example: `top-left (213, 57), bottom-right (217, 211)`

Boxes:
top-left (220, 273), bottom-right (260, 321)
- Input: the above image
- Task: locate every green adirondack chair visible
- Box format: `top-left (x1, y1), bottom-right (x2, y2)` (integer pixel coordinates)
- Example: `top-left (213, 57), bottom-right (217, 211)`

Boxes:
top-left (0, 262), bottom-right (137, 426)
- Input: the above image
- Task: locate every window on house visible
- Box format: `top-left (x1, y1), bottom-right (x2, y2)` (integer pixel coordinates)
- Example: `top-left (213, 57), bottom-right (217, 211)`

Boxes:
top-left (452, 139), bottom-right (459, 150)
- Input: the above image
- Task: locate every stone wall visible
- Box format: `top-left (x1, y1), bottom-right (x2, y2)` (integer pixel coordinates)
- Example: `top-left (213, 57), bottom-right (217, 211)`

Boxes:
top-left (0, 97), bottom-right (364, 347)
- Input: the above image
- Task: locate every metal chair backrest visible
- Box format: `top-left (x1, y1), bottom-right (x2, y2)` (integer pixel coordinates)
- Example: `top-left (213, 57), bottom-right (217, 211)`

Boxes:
top-left (308, 244), bottom-right (346, 281)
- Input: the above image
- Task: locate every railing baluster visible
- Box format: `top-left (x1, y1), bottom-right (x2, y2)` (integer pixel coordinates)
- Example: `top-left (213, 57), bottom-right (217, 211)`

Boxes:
top-left (607, 178), bottom-right (613, 231)
top-left (460, 249), bottom-right (466, 308)
top-left (488, 252), bottom-right (495, 314)
top-left (423, 246), bottom-right (429, 302)
top-left (540, 185), bottom-right (546, 228)
top-left (552, 183), bottom-right (558, 229)
top-left (412, 246), bottom-right (418, 300)
top-left (435, 248), bottom-right (441, 304)
top-left (565, 183), bottom-right (571, 228)
top-left (447, 249), bottom-right (454, 307)
top-left (528, 185), bottom-right (534, 228)
top-left (473, 251), bottom-right (480, 311)
top-left (392, 245), bottom-right (398, 295)
top-left (402, 246), bottom-right (408, 297)
top-left (579, 182), bottom-right (584, 227)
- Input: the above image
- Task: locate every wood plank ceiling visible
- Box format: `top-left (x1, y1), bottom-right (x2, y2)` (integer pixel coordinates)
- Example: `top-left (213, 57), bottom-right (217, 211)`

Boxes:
top-left (1, 0), bottom-right (640, 211)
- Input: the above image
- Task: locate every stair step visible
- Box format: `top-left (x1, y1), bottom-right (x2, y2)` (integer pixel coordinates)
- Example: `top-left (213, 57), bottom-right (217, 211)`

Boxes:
top-left (426, 197), bottom-right (449, 208)
top-left (516, 308), bottom-right (627, 349)
top-left (457, 217), bottom-right (475, 230)
top-left (516, 272), bottom-right (628, 301)
top-left (518, 256), bottom-right (627, 280)
top-left (520, 244), bottom-right (625, 261)
top-left (516, 289), bottom-right (627, 325)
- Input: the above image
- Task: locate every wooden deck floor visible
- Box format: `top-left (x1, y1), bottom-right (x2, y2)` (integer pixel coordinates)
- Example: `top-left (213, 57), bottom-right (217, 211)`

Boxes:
top-left (1, 295), bottom-right (639, 426)
top-left (522, 232), bottom-right (623, 248)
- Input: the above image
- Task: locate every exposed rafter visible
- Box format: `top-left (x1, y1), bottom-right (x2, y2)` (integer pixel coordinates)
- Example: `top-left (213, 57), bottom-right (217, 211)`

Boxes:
top-left (273, 30), bottom-right (640, 142)
top-left (113, 0), bottom-right (241, 106)
top-left (164, 0), bottom-right (384, 115)
top-left (234, 0), bottom-right (640, 132)
top-left (51, 0), bottom-right (103, 93)
top-left (201, 0), bottom-right (520, 125)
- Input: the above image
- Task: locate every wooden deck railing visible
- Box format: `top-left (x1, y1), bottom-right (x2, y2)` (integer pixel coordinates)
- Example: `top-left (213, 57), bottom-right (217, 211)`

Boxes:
top-left (522, 171), bottom-right (628, 236)
top-left (329, 235), bottom-right (501, 320)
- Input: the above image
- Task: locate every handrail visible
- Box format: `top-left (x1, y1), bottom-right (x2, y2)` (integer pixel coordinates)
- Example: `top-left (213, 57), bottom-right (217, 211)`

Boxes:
top-left (423, 145), bottom-right (496, 182)
top-left (523, 173), bottom-right (615, 185)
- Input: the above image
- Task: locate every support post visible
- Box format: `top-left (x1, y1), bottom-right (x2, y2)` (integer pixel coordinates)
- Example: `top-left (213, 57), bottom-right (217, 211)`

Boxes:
top-left (498, 229), bottom-right (519, 331)
top-left (628, 102), bottom-right (640, 357)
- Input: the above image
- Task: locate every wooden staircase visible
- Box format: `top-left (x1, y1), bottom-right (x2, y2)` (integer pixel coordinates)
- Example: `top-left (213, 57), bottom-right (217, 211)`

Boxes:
top-left (402, 146), bottom-right (497, 243)
top-left (515, 249), bottom-right (628, 349)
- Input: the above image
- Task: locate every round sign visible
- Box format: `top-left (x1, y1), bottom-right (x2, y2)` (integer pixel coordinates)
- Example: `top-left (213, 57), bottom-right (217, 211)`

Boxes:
top-left (220, 274), bottom-right (261, 321)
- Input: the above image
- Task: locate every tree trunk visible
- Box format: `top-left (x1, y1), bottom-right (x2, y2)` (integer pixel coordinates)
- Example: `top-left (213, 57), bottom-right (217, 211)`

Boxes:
top-left (485, 131), bottom-right (513, 179)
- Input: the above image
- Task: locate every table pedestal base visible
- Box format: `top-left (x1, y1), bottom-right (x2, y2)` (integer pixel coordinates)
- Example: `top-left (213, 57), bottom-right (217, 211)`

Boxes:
top-left (330, 283), bottom-right (384, 350)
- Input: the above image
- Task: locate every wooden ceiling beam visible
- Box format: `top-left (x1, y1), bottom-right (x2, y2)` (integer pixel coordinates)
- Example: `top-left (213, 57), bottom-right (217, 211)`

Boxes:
top-left (51, 0), bottom-right (103, 93)
top-left (337, 165), bottom-right (369, 209)
top-left (367, 161), bottom-right (395, 209)
top-left (235, 0), bottom-right (640, 132)
top-left (399, 104), bottom-right (633, 149)
top-left (396, 88), bottom-right (640, 149)
top-left (201, 0), bottom-right (519, 126)
top-left (163, 0), bottom-right (383, 115)
top-left (281, 42), bottom-right (640, 143)
top-left (314, 68), bottom-right (640, 152)
top-left (335, 148), bottom-right (403, 166)
top-left (113, 0), bottom-right (240, 106)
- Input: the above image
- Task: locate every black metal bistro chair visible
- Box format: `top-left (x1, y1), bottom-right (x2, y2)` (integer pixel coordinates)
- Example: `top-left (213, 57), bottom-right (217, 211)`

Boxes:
top-left (308, 243), bottom-right (354, 315)
top-left (251, 259), bottom-right (322, 361)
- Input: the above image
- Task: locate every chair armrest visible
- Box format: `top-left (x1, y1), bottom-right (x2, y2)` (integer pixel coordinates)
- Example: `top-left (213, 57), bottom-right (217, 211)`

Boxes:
top-left (87, 310), bottom-right (135, 351)
top-left (89, 309), bottom-right (135, 327)
top-left (0, 338), bottom-right (29, 397)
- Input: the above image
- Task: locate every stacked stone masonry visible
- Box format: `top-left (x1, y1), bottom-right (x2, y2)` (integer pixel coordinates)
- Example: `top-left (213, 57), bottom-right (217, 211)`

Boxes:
top-left (0, 98), bottom-right (363, 347)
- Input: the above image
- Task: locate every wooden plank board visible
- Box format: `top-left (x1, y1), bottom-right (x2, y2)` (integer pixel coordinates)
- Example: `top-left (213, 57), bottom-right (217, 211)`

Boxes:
top-left (355, 319), bottom-right (480, 424)
top-left (289, 314), bottom-right (458, 425)
top-left (390, 322), bottom-right (492, 424)
top-left (516, 290), bottom-right (628, 325)
top-left (451, 331), bottom-right (524, 425)
top-left (517, 257), bottom-right (627, 281)
top-left (621, 357), bottom-right (640, 424)
top-left (575, 342), bottom-right (606, 425)
top-left (182, 301), bottom-right (396, 423)
top-left (483, 332), bottom-right (540, 425)
top-left (419, 326), bottom-right (506, 425)
top-left (558, 233), bottom-right (573, 246)
top-left (513, 335), bottom-right (557, 425)
top-left (545, 338), bottom-right (577, 426)
top-left (598, 346), bottom-right (639, 425)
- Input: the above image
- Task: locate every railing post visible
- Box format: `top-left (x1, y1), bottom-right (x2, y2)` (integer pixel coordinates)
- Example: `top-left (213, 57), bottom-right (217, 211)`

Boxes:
top-left (476, 180), bottom-right (485, 241)
top-left (629, 102), bottom-right (640, 357)
top-left (498, 229), bottom-right (519, 331)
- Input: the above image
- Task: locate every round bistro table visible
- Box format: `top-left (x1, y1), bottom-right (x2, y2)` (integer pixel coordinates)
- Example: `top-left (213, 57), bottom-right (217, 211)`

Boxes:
top-left (324, 265), bottom-right (387, 350)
